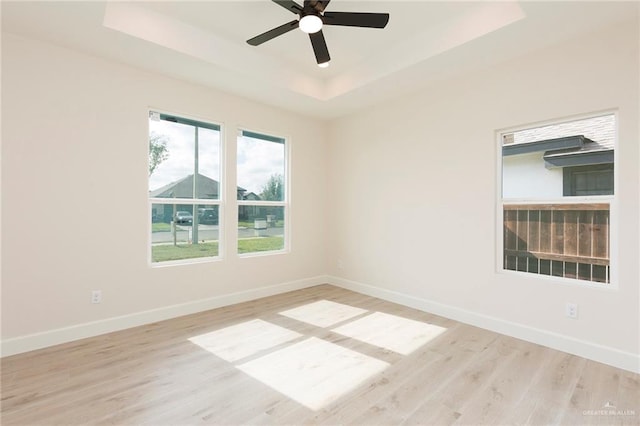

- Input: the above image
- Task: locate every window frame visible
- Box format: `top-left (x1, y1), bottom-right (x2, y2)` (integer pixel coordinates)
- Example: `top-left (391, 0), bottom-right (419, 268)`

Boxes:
top-left (236, 128), bottom-right (290, 257)
top-left (148, 109), bottom-right (225, 267)
top-left (496, 110), bottom-right (618, 288)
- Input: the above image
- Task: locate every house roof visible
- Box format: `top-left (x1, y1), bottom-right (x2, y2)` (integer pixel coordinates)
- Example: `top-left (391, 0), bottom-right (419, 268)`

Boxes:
top-left (543, 148), bottom-right (614, 168)
top-left (503, 114), bottom-right (615, 167)
top-left (150, 173), bottom-right (219, 199)
top-left (243, 192), bottom-right (261, 201)
top-left (510, 114), bottom-right (614, 149)
top-left (502, 135), bottom-right (588, 157)
top-left (150, 174), bottom-right (248, 199)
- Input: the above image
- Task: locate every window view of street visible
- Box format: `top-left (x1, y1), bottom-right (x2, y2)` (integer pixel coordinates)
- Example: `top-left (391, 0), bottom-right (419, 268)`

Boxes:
top-left (237, 130), bottom-right (287, 255)
top-left (149, 112), bottom-right (222, 264)
top-left (148, 115), bottom-right (288, 263)
top-left (151, 204), bottom-right (220, 262)
top-left (237, 206), bottom-right (285, 254)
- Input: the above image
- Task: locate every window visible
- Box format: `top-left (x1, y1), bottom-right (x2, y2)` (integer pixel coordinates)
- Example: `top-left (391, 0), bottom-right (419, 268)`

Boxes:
top-left (500, 113), bottom-right (615, 284)
top-left (237, 130), bottom-right (287, 255)
top-left (563, 164), bottom-right (614, 196)
top-left (149, 111), bottom-right (222, 264)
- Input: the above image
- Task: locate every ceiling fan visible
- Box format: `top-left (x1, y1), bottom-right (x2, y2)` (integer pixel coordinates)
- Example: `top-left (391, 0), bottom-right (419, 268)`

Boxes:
top-left (247, 0), bottom-right (390, 67)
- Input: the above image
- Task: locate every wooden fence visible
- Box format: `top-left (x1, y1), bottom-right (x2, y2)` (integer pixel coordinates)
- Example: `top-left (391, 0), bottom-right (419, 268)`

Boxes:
top-left (503, 203), bottom-right (610, 283)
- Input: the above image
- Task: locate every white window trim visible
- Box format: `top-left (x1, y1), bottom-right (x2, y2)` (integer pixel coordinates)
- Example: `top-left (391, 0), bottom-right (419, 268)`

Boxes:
top-left (147, 108), bottom-right (225, 266)
top-left (237, 127), bottom-right (291, 258)
top-left (495, 110), bottom-right (618, 289)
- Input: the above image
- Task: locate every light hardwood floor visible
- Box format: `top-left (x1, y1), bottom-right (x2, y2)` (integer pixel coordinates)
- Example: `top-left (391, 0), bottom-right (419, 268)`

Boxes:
top-left (2, 284), bottom-right (639, 425)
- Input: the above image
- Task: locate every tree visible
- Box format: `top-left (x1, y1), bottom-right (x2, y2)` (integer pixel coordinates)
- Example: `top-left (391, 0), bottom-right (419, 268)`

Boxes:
top-left (149, 132), bottom-right (169, 176)
top-left (260, 173), bottom-right (284, 201)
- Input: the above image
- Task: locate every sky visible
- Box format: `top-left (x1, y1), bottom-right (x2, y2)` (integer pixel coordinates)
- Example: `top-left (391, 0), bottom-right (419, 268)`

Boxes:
top-left (237, 135), bottom-right (285, 195)
top-left (149, 117), bottom-right (285, 196)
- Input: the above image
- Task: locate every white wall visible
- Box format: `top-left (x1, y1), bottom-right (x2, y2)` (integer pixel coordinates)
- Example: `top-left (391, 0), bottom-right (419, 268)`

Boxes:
top-left (2, 17), bottom-right (638, 372)
top-left (502, 153), bottom-right (563, 199)
top-left (327, 20), bottom-right (639, 369)
top-left (1, 34), bottom-right (327, 348)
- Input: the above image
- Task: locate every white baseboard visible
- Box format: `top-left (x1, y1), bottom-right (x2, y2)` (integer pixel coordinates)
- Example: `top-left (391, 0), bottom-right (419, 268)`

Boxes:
top-left (4, 275), bottom-right (638, 374)
top-left (328, 275), bottom-right (640, 374)
top-left (0, 275), bottom-right (328, 358)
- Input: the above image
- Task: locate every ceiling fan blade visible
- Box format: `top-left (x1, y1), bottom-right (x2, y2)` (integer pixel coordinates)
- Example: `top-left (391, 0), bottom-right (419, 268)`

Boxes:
top-left (309, 30), bottom-right (330, 64)
top-left (322, 11), bottom-right (389, 28)
top-left (304, 0), bottom-right (331, 13)
top-left (272, 0), bottom-right (303, 14)
top-left (247, 20), bottom-right (299, 46)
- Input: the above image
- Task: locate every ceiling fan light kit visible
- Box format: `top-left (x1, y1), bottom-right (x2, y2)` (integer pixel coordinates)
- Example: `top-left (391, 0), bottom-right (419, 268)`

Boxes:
top-left (299, 14), bottom-right (323, 34)
top-left (247, 0), bottom-right (389, 67)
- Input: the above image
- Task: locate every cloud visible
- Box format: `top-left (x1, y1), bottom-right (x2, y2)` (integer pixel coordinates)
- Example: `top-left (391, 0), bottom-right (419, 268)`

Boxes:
top-left (237, 135), bottom-right (285, 194)
top-left (149, 119), bottom-right (220, 191)
top-left (149, 119), bottom-right (285, 197)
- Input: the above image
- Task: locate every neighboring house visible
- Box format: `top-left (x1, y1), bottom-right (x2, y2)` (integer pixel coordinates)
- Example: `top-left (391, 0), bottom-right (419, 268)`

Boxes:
top-left (150, 173), bottom-right (269, 223)
top-left (502, 114), bottom-right (614, 198)
top-left (242, 192), bottom-right (261, 201)
top-left (238, 191), bottom-right (264, 221)
top-left (150, 173), bottom-right (228, 223)
top-left (236, 188), bottom-right (251, 201)
top-left (150, 172), bottom-right (220, 200)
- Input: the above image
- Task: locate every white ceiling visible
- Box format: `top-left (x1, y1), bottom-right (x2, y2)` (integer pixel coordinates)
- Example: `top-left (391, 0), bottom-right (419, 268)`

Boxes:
top-left (2, 1), bottom-right (637, 120)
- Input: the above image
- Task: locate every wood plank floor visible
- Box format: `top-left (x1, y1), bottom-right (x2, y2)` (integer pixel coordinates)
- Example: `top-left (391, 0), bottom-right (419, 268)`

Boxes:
top-left (2, 284), bottom-right (639, 425)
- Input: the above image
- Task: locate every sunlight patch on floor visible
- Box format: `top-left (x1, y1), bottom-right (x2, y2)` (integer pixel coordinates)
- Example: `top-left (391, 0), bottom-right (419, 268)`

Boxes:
top-left (237, 337), bottom-right (388, 411)
top-left (278, 300), bottom-right (368, 327)
top-left (332, 312), bottom-right (447, 355)
top-left (189, 319), bottom-right (302, 362)
top-left (189, 301), bottom-right (448, 411)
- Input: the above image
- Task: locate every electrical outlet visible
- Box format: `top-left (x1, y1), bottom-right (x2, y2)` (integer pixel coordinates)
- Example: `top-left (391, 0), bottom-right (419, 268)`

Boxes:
top-left (565, 302), bottom-right (578, 319)
top-left (91, 290), bottom-right (102, 304)
top-left (337, 260), bottom-right (344, 270)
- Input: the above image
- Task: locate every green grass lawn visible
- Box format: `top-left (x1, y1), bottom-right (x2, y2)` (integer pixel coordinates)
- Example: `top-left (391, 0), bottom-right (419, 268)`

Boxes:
top-left (152, 236), bottom-right (284, 262)
top-left (152, 242), bottom-right (219, 262)
top-left (238, 236), bottom-right (284, 254)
